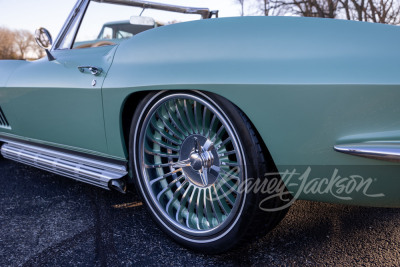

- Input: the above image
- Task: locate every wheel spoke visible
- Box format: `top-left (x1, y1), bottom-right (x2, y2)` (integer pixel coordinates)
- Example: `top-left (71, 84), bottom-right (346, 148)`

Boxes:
top-left (212, 184), bottom-right (229, 216)
top-left (150, 118), bottom-right (181, 145)
top-left (218, 150), bottom-right (236, 157)
top-left (176, 185), bottom-right (194, 222)
top-left (166, 180), bottom-right (189, 214)
top-left (216, 137), bottom-right (231, 150)
top-left (216, 180), bottom-right (236, 206)
top-left (146, 130), bottom-right (180, 152)
top-left (149, 168), bottom-right (183, 186)
top-left (164, 103), bottom-right (189, 137)
top-left (202, 106), bottom-right (210, 136)
top-left (144, 146), bottom-right (179, 158)
top-left (156, 107), bottom-right (185, 140)
top-left (194, 100), bottom-right (202, 135)
top-left (196, 189), bottom-right (205, 229)
top-left (220, 161), bottom-right (239, 167)
top-left (145, 162), bottom-right (175, 169)
top-left (171, 159), bottom-right (191, 168)
top-left (201, 188), bottom-right (214, 227)
top-left (186, 188), bottom-right (198, 229)
top-left (207, 113), bottom-right (218, 138)
top-left (219, 174), bottom-right (239, 195)
top-left (211, 124), bottom-right (226, 143)
top-left (220, 167), bottom-right (241, 180)
top-left (174, 100), bottom-right (193, 135)
top-left (156, 174), bottom-right (185, 201)
top-left (183, 99), bottom-right (197, 134)
top-left (199, 167), bottom-right (209, 186)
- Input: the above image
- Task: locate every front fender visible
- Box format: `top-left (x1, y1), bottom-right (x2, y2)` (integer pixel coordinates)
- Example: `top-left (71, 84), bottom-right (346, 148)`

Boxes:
top-left (101, 17), bottom-right (400, 207)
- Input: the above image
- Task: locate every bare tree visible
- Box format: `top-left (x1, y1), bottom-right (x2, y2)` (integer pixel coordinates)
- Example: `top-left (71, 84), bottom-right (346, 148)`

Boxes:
top-left (31, 43), bottom-right (45, 60)
top-left (369, 0), bottom-right (400, 24)
top-left (236, 0), bottom-right (246, 16)
top-left (271, 0), bottom-right (341, 18)
top-left (233, 0), bottom-right (400, 24)
top-left (259, 0), bottom-right (289, 16)
top-left (0, 27), bottom-right (17, 59)
top-left (340, 0), bottom-right (400, 24)
top-left (236, 0), bottom-right (341, 17)
top-left (14, 30), bottom-right (35, 59)
top-left (0, 27), bottom-right (44, 60)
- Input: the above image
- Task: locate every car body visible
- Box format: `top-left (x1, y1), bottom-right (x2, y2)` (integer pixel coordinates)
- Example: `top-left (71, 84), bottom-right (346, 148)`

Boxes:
top-left (1, 0), bottom-right (400, 253)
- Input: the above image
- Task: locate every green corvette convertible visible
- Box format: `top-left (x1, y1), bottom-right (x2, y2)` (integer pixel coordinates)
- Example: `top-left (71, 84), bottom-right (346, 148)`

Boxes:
top-left (1, 0), bottom-right (400, 253)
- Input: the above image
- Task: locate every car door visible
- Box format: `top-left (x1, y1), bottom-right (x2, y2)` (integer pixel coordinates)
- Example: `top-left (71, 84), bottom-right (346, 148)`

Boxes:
top-left (3, 45), bottom-right (116, 154)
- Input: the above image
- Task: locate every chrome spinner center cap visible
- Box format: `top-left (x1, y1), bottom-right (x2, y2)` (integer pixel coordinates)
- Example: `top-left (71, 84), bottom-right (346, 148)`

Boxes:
top-left (179, 135), bottom-right (220, 187)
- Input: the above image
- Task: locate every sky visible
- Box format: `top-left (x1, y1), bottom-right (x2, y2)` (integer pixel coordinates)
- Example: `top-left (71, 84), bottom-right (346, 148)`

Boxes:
top-left (0, 0), bottom-right (246, 38)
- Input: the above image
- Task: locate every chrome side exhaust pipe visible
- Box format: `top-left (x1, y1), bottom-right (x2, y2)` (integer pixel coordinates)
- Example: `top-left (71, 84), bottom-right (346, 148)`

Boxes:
top-left (0, 141), bottom-right (128, 193)
top-left (110, 179), bottom-right (127, 194)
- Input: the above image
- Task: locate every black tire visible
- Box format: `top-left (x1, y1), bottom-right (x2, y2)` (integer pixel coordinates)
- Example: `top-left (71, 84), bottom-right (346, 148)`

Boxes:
top-left (129, 91), bottom-right (290, 253)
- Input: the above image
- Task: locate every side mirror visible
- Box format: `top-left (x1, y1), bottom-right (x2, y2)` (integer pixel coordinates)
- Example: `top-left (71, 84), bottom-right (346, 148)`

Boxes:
top-left (35, 27), bottom-right (55, 61)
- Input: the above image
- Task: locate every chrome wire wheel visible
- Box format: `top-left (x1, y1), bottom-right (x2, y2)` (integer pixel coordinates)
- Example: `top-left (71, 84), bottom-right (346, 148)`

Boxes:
top-left (135, 92), bottom-right (246, 236)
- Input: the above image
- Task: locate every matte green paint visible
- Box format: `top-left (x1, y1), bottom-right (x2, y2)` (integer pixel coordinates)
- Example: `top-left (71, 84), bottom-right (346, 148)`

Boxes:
top-left (1, 16), bottom-right (400, 206)
top-left (0, 45), bottom-right (117, 157)
top-left (102, 16), bottom-right (400, 160)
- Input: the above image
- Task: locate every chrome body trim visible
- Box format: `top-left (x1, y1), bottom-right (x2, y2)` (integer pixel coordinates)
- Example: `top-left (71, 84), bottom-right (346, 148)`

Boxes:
top-left (0, 133), bottom-right (127, 164)
top-left (0, 106), bottom-right (11, 129)
top-left (78, 66), bottom-right (103, 76)
top-left (0, 141), bottom-right (128, 190)
top-left (93, 0), bottom-right (214, 19)
top-left (334, 143), bottom-right (400, 163)
top-left (52, 0), bottom-right (89, 50)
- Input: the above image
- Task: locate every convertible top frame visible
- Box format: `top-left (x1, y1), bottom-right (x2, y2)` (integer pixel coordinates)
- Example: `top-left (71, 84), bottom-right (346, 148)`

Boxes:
top-left (92, 0), bottom-right (218, 19)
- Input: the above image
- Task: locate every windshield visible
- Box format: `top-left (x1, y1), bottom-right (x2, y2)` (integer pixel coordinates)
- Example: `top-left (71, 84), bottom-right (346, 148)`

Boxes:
top-left (73, 1), bottom-right (205, 49)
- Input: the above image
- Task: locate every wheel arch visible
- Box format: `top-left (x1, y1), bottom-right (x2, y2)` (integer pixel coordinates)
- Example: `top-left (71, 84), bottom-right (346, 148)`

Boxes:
top-left (119, 89), bottom-right (278, 179)
top-left (120, 90), bottom-right (155, 165)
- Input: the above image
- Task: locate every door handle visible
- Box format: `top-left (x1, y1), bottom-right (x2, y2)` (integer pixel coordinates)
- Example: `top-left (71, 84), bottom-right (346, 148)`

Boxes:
top-left (77, 66), bottom-right (102, 76)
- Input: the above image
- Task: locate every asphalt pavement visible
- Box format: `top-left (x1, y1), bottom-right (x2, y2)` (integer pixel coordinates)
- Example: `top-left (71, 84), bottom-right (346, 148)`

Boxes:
top-left (1, 158), bottom-right (400, 266)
